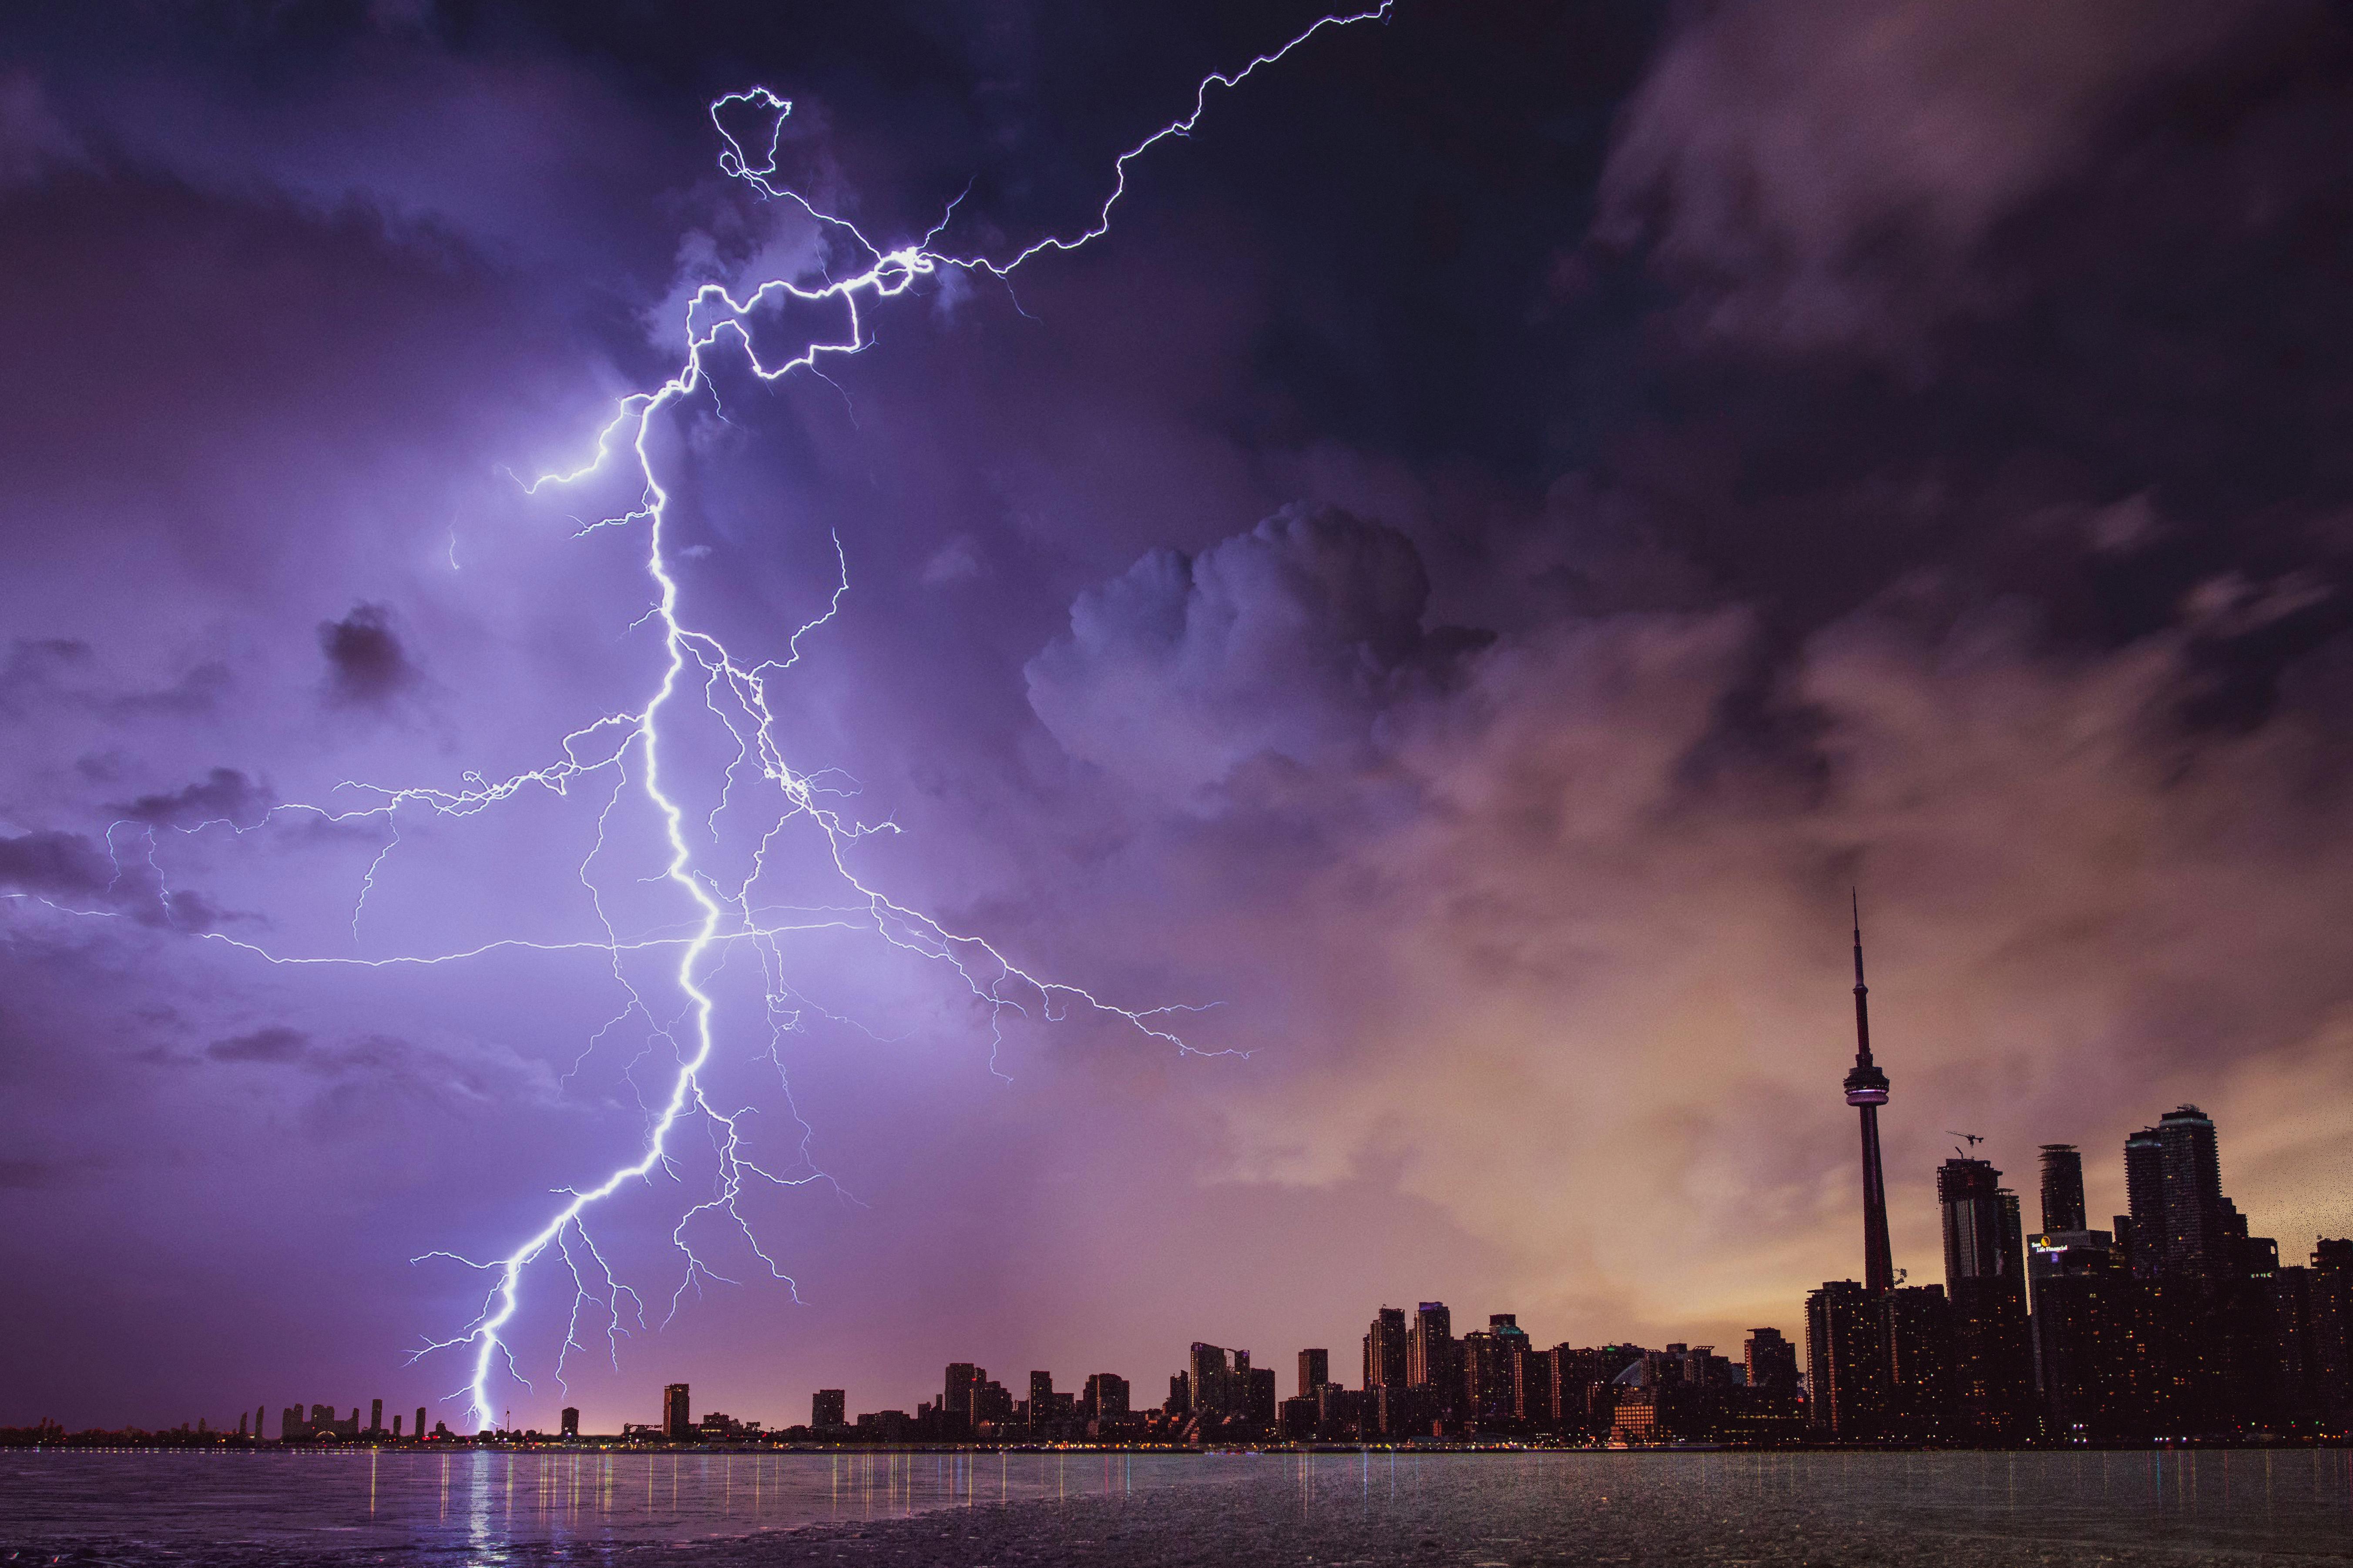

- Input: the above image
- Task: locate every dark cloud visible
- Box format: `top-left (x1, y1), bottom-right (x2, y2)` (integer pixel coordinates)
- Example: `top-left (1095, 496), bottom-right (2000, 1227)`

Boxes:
top-left (205, 1025), bottom-right (309, 1065)
top-left (111, 767), bottom-right (272, 830)
top-left (318, 603), bottom-right (418, 708)
top-left (1026, 506), bottom-right (1487, 803)
top-left (0, 829), bottom-right (115, 901)
top-left (5, 0), bottom-right (2353, 1435)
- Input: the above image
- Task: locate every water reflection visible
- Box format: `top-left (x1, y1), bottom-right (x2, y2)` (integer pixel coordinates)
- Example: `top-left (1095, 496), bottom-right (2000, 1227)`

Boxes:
top-left (4, 1447), bottom-right (2351, 1560)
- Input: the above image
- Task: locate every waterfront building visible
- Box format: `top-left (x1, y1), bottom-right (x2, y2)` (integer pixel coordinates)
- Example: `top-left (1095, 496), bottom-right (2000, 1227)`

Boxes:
top-left (1363, 1307), bottom-right (1407, 1392)
top-left (1805, 1280), bottom-right (1884, 1440)
top-left (1407, 1303), bottom-right (1455, 1411)
top-left (1939, 1156), bottom-right (2034, 1441)
top-left (662, 1384), bottom-right (691, 1440)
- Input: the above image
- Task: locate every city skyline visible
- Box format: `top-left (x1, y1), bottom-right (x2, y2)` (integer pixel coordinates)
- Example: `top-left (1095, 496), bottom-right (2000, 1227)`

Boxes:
top-left (18, 1047), bottom-right (2337, 1441)
top-left (9, 0), bottom-right (2353, 1437)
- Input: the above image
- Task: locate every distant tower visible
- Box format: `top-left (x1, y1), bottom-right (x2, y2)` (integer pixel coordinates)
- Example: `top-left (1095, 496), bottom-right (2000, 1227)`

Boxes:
top-left (662, 1383), bottom-right (691, 1441)
top-left (415, 1406), bottom-right (427, 1443)
top-left (1843, 895), bottom-right (1895, 1294)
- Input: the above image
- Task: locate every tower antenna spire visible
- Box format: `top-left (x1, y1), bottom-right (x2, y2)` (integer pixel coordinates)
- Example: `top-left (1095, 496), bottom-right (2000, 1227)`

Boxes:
top-left (1842, 891), bottom-right (1894, 1292)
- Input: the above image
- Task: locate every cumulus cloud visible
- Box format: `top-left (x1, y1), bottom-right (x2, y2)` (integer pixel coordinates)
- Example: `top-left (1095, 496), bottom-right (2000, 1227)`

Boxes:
top-left (1025, 505), bottom-right (1488, 804)
top-left (318, 602), bottom-right (419, 707)
top-left (0, 829), bottom-right (117, 901)
top-left (111, 767), bottom-right (272, 830)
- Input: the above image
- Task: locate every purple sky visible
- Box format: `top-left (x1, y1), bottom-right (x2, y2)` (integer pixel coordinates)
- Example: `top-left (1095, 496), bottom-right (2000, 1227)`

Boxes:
top-left (6, 0), bottom-right (2353, 1434)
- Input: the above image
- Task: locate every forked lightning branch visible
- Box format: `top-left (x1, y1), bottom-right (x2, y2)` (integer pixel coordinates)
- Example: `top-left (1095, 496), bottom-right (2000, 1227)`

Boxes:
top-left (63, 5), bottom-right (1392, 1433)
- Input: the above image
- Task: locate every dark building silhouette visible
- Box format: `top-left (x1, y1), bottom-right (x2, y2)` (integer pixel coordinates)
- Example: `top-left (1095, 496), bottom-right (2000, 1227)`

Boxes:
top-left (2039, 1144), bottom-right (2087, 1233)
top-left (1879, 1284), bottom-right (1956, 1442)
top-left (1081, 1374), bottom-right (1129, 1421)
top-left (1297, 1349), bottom-right (1328, 1399)
top-left (1027, 1371), bottom-right (1054, 1426)
top-left (415, 1406), bottom-right (426, 1443)
top-left (1844, 898), bottom-right (1895, 1293)
top-left (1460, 1314), bottom-right (1531, 1427)
top-left (812, 1389), bottom-right (846, 1429)
top-left (1805, 1280), bottom-right (1884, 1440)
top-left (369, 1399), bottom-right (383, 1435)
top-left (2153, 1106), bottom-right (2242, 1280)
top-left (1743, 1327), bottom-right (1799, 1393)
top-left (2124, 1125), bottom-right (2166, 1279)
top-left (662, 1384), bottom-right (691, 1440)
top-left (1939, 1156), bottom-right (2034, 1441)
top-left (560, 1407), bottom-right (580, 1438)
top-left (1362, 1307), bottom-right (1407, 1391)
top-left (1407, 1303), bottom-right (1455, 1405)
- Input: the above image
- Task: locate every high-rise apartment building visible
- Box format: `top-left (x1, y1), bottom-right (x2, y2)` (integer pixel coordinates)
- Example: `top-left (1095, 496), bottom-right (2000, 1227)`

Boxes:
top-left (1805, 1280), bottom-right (1884, 1440)
top-left (1297, 1348), bottom-right (1329, 1398)
top-left (1363, 1307), bottom-right (1407, 1391)
top-left (1460, 1316), bottom-right (1529, 1426)
top-left (812, 1389), bottom-right (846, 1428)
top-left (1081, 1374), bottom-right (1129, 1421)
top-left (560, 1406), bottom-right (580, 1438)
top-left (1407, 1302), bottom-right (1455, 1406)
top-left (1743, 1327), bottom-right (1799, 1392)
top-left (1028, 1371), bottom-right (1055, 1424)
top-left (369, 1399), bottom-right (383, 1434)
top-left (2153, 1106), bottom-right (2243, 1280)
top-left (1938, 1157), bottom-right (2033, 1440)
top-left (2039, 1144), bottom-right (2087, 1233)
top-left (2124, 1125), bottom-right (2166, 1279)
top-left (941, 1364), bottom-right (982, 1431)
top-left (662, 1384), bottom-right (691, 1441)
top-left (415, 1407), bottom-right (427, 1443)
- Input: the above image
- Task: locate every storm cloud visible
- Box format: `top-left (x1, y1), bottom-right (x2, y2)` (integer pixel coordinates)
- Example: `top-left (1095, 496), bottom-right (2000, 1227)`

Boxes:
top-left (1, 0), bottom-right (2350, 1436)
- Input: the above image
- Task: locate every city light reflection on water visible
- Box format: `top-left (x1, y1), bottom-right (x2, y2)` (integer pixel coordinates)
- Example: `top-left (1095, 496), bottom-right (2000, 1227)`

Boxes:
top-left (2, 1447), bottom-right (2350, 1562)
top-left (0, 1445), bottom-right (1232, 1558)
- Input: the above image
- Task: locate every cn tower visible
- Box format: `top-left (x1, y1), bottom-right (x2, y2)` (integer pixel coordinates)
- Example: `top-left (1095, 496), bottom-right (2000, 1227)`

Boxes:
top-left (1844, 893), bottom-right (1895, 1293)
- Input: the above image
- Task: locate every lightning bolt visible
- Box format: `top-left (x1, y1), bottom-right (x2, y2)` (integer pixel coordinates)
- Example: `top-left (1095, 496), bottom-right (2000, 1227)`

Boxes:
top-left (23, 3), bottom-right (1392, 1433)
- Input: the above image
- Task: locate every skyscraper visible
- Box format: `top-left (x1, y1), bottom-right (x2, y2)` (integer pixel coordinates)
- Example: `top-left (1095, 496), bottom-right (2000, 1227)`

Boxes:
top-left (1938, 1157), bottom-right (2034, 1440)
top-left (1363, 1307), bottom-right (1407, 1391)
top-left (560, 1406), bottom-right (580, 1438)
top-left (1804, 1280), bottom-right (1884, 1439)
top-left (1082, 1374), bottom-right (1130, 1421)
top-left (1406, 1303), bottom-right (1452, 1386)
top-left (1028, 1370), bottom-right (1055, 1425)
top-left (942, 1364), bottom-right (982, 1432)
top-left (2155, 1105), bottom-right (2240, 1280)
top-left (2039, 1144), bottom-right (2087, 1233)
top-left (1297, 1348), bottom-right (1329, 1399)
top-left (1843, 897), bottom-right (1894, 1294)
top-left (2124, 1124), bottom-right (2166, 1279)
top-left (662, 1384), bottom-right (691, 1441)
top-left (369, 1398), bottom-right (383, 1435)
top-left (1742, 1327), bottom-right (1799, 1392)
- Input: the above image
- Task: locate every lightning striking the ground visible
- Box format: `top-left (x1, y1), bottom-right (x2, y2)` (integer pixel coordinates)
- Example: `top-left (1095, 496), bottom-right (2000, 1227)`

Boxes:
top-left (31, 3), bottom-right (1392, 1433)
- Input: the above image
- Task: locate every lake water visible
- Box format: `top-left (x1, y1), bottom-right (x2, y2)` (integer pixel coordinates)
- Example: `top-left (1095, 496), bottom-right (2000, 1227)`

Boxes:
top-left (2, 1447), bottom-right (2349, 1565)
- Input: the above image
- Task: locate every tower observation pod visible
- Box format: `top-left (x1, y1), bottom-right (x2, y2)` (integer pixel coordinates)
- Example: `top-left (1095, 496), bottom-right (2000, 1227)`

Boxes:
top-left (1844, 894), bottom-right (1895, 1293)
